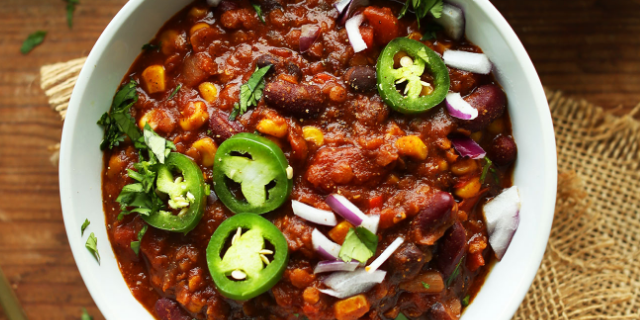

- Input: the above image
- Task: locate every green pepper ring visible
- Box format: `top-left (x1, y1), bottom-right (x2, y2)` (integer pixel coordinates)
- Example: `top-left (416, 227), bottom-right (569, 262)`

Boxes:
top-left (376, 37), bottom-right (451, 114)
top-left (212, 133), bottom-right (293, 215)
top-left (206, 213), bottom-right (289, 300)
top-left (141, 152), bottom-right (206, 234)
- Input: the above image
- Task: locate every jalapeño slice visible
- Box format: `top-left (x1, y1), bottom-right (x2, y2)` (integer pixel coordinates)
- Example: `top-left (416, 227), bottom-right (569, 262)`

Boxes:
top-left (213, 133), bottom-right (292, 214)
top-left (206, 213), bottom-right (289, 300)
top-left (377, 37), bottom-right (450, 114)
top-left (141, 152), bottom-right (206, 233)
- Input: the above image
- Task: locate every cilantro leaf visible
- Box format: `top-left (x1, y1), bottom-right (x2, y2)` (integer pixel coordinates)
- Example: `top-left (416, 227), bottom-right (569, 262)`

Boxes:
top-left (398, 0), bottom-right (443, 28)
top-left (398, 0), bottom-right (411, 19)
top-left (395, 313), bottom-right (409, 320)
top-left (429, 0), bottom-right (444, 18)
top-left (130, 225), bottom-right (148, 255)
top-left (85, 232), bottom-right (100, 264)
top-left (81, 218), bottom-right (90, 236)
top-left (480, 156), bottom-right (493, 183)
top-left (251, 3), bottom-right (265, 24)
top-left (142, 43), bottom-right (160, 51)
top-left (338, 227), bottom-right (378, 263)
top-left (446, 256), bottom-right (464, 286)
top-left (64, 0), bottom-right (80, 28)
top-left (229, 103), bottom-right (240, 121)
top-left (462, 295), bottom-right (470, 307)
top-left (20, 31), bottom-right (47, 55)
top-left (97, 79), bottom-right (141, 150)
top-left (420, 23), bottom-right (443, 41)
top-left (422, 282), bottom-right (430, 289)
top-left (142, 123), bottom-right (175, 164)
top-left (234, 65), bottom-right (271, 119)
top-left (168, 84), bottom-right (181, 99)
top-left (81, 308), bottom-right (93, 320)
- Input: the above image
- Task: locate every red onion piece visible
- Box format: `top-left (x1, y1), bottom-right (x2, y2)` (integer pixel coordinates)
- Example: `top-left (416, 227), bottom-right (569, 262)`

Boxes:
top-left (435, 3), bottom-right (465, 40)
top-left (292, 200), bottom-right (337, 226)
top-left (450, 136), bottom-right (486, 159)
top-left (333, 0), bottom-right (351, 14)
top-left (483, 186), bottom-right (520, 260)
top-left (366, 237), bottom-right (404, 273)
top-left (299, 25), bottom-right (321, 53)
top-left (326, 194), bottom-right (379, 233)
top-left (320, 268), bottom-right (386, 298)
top-left (312, 228), bottom-right (341, 260)
top-left (207, 190), bottom-right (218, 205)
top-left (443, 50), bottom-right (492, 75)
top-left (446, 92), bottom-right (478, 120)
top-left (314, 260), bottom-right (360, 274)
top-left (338, 0), bottom-right (370, 25)
top-left (345, 14), bottom-right (367, 53)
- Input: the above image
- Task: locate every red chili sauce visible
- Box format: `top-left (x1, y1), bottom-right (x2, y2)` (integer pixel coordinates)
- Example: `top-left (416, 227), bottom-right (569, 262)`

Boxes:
top-left (101, 0), bottom-right (517, 319)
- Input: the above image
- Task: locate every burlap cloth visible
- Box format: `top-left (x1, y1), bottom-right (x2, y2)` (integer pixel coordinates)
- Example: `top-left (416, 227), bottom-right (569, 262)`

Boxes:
top-left (40, 59), bottom-right (640, 319)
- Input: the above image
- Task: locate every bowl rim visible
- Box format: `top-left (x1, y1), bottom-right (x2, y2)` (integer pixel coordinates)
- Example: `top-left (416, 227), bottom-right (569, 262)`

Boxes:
top-left (59, 0), bottom-right (557, 319)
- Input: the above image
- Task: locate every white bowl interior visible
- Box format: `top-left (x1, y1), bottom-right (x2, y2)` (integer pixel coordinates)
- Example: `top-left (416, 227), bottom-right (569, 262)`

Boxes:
top-left (59, 0), bottom-right (557, 319)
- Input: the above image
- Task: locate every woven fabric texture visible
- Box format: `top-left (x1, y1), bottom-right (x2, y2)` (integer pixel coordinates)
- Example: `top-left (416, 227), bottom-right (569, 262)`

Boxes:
top-left (40, 61), bottom-right (640, 319)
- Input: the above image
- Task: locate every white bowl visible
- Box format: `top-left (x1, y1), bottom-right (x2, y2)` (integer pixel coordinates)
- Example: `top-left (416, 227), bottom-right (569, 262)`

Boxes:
top-left (59, 0), bottom-right (557, 319)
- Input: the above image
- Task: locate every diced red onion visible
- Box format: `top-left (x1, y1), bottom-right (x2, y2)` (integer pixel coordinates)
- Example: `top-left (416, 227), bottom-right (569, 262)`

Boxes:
top-left (446, 92), bottom-right (478, 120)
top-left (314, 260), bottom-right (360, 274)
top-left (443, 50), bottom-right (492, 75)
top-left (320, 268), bottom-right (386, 298)
top-left (333, 0), bottom-right (351, 14)
top-left (359, 214), bottom-right (379, 235)
top-left (207, 190), bottom-right (218, 205)
top-left (326, 194), bottom-right (379, 233)
top-left (483, 186), bottom-right (521, 260)
top-left (312, 229), bottom-right (341, 260)
top-left (366, 237), bottom-right (404, 273)
top-left (206, 0), bottom-right (222, 7)
top-left (450, 136), bottom-right (486, 159)
top-left (292, 200), bottom-right (337, 226)
top-left (345, 14), bottom-right (367, 53)
top-left (337, 0), bottom-right (370, 25)
top-left (299, 25), bottom-right (321, 53)
top-left (435, 3), bottom-right (465, 40)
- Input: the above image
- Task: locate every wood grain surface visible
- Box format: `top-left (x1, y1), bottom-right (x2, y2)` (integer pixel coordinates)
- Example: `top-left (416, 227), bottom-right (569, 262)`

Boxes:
top-left (0, 0), bottom-right (638, 319)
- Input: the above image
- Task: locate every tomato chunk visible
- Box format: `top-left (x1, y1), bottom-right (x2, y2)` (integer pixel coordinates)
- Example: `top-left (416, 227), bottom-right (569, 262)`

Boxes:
top-left (363, 6), bottom-right (399, 45)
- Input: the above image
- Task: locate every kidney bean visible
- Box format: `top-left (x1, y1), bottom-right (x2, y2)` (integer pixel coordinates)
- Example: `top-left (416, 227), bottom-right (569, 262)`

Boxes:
top-left (456, 84), bottom-right (506, 132)
top-left (284, 62), bottom-right (303, 82)
top-left (429, 302), bottom-right (459, 320)
top-left (434, 221), bottom-right (468, 279)
top-left (344, 65), bottom-right (377, 92)
top-left (263, 80), bottom-right (325, 116)
top-left (217, 0), bottom-right (239, 12)
top-left (410, 191), bottom-right (457, 246)
top-left (388, 243), bottom-right (429, 282)
top-left (155, 298), bottom-right (191, 320)
top-left (256, 53), bottom-right (280, 70)
top-left (209, 109), bottom-right (245, 144)
top-left (489, 134), bottom-right (517, 166)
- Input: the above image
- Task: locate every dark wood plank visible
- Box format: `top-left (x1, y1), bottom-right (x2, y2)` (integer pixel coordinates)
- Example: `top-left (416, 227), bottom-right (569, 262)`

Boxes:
top-left (1, 0), bottom-right (639, 319)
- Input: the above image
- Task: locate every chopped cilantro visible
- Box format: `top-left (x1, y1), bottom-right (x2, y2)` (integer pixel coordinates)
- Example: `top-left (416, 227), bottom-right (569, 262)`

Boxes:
top-left (338, 227), bottom-right (378, 263)
top-left (251, 3), bottom-right (265, 24)
top-left (20, 31), bottom-right (47, 55)
top-left (85, 232), bottom-right (100, 264)
top-left (130, 225), bottom-right (148, 255)
top-left (490, 167), bottom-right (500, 184)
top-left (446, 257), bottom-right (464, 286)
top-left (97, 79), bottom-right (141, 150)
top-left (81, 308), bottom-right (93, 320)
top-left (420, 24), bottom-right (444, 41)
top-left (64, 0), bottom-right (80, 28)
top-left (421, 282), bottom-right (430, 289)
top-left (81, 218), bottom-right (90, 236)
top-left (395, 313), bottom-right (409, 320)
top-left (462, 295), bottom-right (470, 307)
top-left (398, 0), bottom-right (444, 28)
top-left (142, 43), bottom-right (160, 51)
top-left (168, 84), bottom-right (182, 99)
top-left (230, 65), bottom-right (271, 121)
top-left (480, 156), bottom-right (493, 183)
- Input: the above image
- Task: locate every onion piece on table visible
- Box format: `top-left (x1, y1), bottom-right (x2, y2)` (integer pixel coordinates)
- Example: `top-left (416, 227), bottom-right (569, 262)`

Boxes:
top-left (443, 50), bottom-right (492, 74)
top-left (312, 228), bottom-right (342, 260)
top-left (366, 237), bottom-right (404, 273)
top-left (435, 3), bottom-right (465, 40)
top-left (345, 14), bottom-right (367, 53)
top-left (320, 268), bottom-right (386, 298)
top-left (483, 186), bottom-right (521, 260)
top-left (299, 25), bottom-right (321, 53)
top-left (446, 92), bottom-right (478, 120)
top-left (292, 200), bottom-right (337, 226)
top-left (325, 194), bottom-right (379, 233)
top-left (314, 260), bottom-right (360, 274)
top-left (450, 136), bottom-right (486, 159)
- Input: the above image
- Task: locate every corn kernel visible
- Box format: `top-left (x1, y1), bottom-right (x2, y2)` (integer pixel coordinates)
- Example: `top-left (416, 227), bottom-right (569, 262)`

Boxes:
top-left (198, 82), bottom-right (218, 103)
top-left (487, 118), bottom-right (505, 134)
top-left (455, 177), bottom-right (481, 199)
top-left (438, 160), bottom-right (449, 171)
top-left (257, 118), bottom-right (288, 138)
top-left (192, 137), bottom-right (217, 167)
top-left (395, 135), bottom-right (428, 160)
top-left (302, 126), bottom-right (324, 146)
top-left (179, 101), bottom-right (209, 131)
top-left (190, 23), bottom-right (210, 37)
top-left (470, 131), bottom-right (483, 142)
top-left (139, 109), bottom-right (176, 133)
top-left (160, 30), bottom-right (179, 55)
top-left (142, 65), bottom-right (166, 94)
top-left (407, 32), bottom-right (422, 41)
top-left (189, 6), bottom-right (209, 19)
top-left (451, 158), bottom-right (478, 176)
top-left (328, 221), bottom-right (354, 244)
top-left (334, 295), bottom-right (371, 320)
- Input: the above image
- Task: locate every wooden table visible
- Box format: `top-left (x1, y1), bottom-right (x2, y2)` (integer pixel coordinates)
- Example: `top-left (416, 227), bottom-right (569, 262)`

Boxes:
top-left (0, 0), bottom-right (638, 319)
